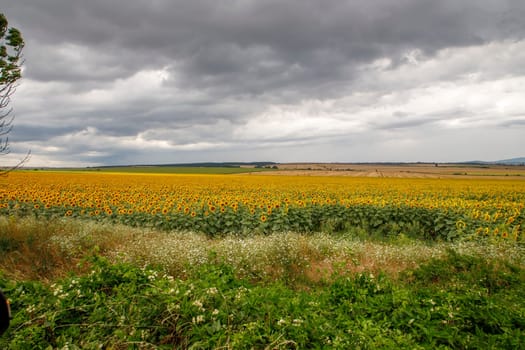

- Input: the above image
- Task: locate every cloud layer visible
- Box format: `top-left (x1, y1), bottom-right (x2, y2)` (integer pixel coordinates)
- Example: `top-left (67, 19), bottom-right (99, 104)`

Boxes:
top-left (3, 0), bottom-right (525, 166)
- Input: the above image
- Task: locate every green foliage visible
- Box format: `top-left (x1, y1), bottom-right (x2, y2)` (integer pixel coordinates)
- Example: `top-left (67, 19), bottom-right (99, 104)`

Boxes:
top-left (0, 13), bottom-right (24, 86)
top-left (1, 12), bottom-right (24, 165)
top-left (6, 200), bottom-right (519, 243)
top-left (407, 248), bottom-right (524, 294)
top-left (1, 252), bottom-right (524, 348)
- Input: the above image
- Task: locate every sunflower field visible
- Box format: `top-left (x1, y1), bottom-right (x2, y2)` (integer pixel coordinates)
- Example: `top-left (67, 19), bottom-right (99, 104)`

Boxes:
top-left (2, 171), bottom-right (525, 348)
top-left (1, 171), bottom-right (524, 241)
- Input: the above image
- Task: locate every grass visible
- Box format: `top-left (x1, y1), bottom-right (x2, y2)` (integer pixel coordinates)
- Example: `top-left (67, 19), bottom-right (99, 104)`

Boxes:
top-left (3, 216), bottom-right (523, 284)
top-left (29, 166), bottom-right (275, 175)
top-left (1, 216), bottom-right (525, 348)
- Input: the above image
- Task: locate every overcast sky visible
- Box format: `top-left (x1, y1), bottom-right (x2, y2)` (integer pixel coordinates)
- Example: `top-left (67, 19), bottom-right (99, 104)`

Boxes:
top-left (2, 0), bottom-right (525, 167)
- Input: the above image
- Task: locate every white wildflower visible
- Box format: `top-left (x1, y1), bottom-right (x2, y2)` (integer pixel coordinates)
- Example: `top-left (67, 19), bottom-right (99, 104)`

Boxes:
top-left (192, 315), bottom-right (205, 324)
top-left (206, 287), bottom-right (218, 295)
top-left (26, 305), bottom-right (36, 314)
top-left (192, 299), bottom-right (205, 311)
top-left (292, 318), bottom-right (304, 326)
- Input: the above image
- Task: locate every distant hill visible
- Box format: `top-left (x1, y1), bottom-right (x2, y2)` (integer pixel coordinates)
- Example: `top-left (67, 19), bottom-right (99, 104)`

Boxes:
top-left (464, 157), bottom-right (525, 165)
top-left (494, 157), bottom-right (525, 165)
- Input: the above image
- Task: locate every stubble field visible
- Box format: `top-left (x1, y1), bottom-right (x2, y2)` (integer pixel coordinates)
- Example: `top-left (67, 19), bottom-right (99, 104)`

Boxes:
top-left (270, 163), bottom-right (525, 179)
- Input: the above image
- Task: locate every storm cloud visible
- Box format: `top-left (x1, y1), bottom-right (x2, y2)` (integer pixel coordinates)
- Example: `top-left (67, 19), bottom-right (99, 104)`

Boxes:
top-left (2, 0), bottom-right (525, 166)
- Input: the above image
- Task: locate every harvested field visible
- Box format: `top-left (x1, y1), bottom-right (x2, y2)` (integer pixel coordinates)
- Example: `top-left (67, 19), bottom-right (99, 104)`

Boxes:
top-left (262, 163), bottom-right (525, 179)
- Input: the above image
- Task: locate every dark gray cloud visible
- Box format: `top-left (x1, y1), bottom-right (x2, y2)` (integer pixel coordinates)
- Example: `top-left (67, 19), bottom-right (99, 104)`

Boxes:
top-left (2, 0), bottom-right (525, 166)
top-left (9, 0), bottom-right (525, 85)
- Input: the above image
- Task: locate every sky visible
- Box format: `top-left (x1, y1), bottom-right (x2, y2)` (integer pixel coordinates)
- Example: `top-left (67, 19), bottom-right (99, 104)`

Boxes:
top-left (2, 0), bottom-right (525, 167)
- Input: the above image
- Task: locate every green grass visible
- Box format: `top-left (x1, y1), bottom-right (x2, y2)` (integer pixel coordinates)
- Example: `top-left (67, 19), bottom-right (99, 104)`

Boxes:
top-left (1, 217), bottom-right (524, 348)
top-left (2, 253), bottom-right (524, 349)
top-left (29, 166), bottom-right (276, 175)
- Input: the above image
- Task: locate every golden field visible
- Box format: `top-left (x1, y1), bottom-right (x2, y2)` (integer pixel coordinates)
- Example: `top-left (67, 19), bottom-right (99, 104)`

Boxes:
top-left (1, 171), bottom-right (523, 241)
